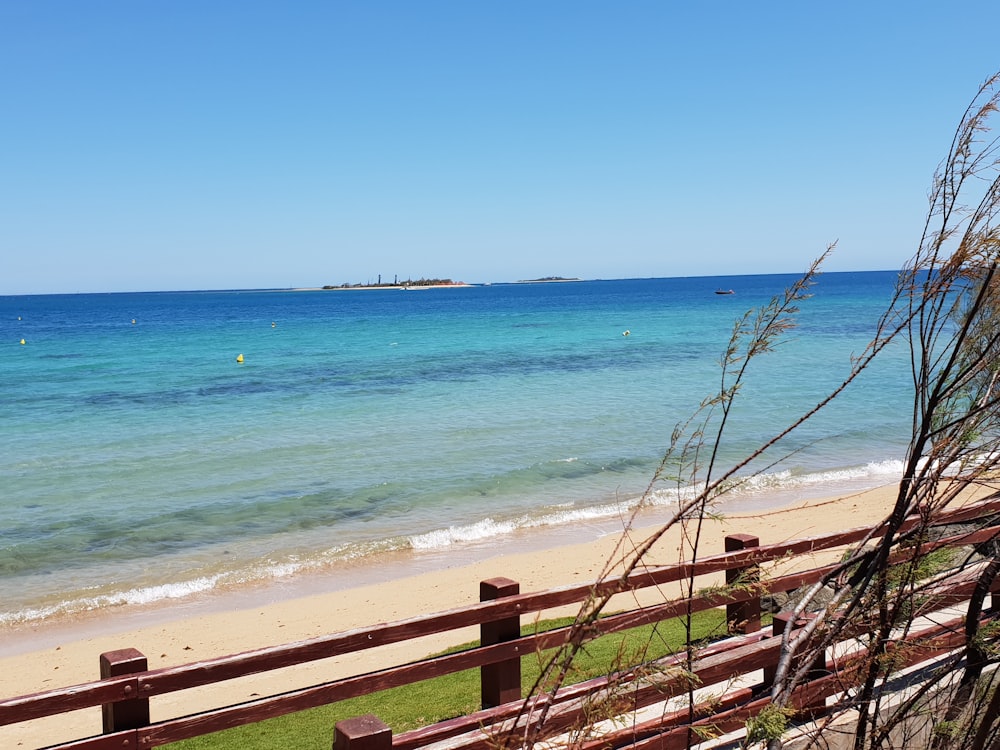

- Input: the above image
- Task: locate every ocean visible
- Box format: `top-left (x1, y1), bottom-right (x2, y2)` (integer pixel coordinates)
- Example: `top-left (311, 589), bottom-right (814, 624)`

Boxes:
top-left (0, 272), bottom-right (913, 629)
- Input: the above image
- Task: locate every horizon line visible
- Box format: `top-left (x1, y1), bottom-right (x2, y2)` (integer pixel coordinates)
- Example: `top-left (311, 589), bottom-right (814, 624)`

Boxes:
top-left (0, 268), bottom-right (902, 298)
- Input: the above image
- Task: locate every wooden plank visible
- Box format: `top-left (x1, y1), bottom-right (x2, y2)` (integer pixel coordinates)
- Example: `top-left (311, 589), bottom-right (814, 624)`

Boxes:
top-left (393, 633), bottom-right (767, 750)
top-left (37, 728), bottom-right (136, 750)
top-left (0, 676), bottom-right (136, 726)
top-left (576, 686), bottom-right (756, 750)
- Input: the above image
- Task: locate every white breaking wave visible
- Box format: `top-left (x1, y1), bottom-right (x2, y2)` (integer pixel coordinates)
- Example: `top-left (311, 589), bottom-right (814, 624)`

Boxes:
top-left (733, 459), bottom-right (904, 494)
top-left (406, 458), bottom-right (906, 552)
top-left (409, 517), bottom-right (521, 549)
top-left (0, 575), bottom-right (226, 626)
top-left (408, 501), bottom-right (639, 550)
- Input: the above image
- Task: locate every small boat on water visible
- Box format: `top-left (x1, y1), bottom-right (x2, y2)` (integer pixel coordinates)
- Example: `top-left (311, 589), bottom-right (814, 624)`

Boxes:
top-left (715, 289), bottom-right (735, 295)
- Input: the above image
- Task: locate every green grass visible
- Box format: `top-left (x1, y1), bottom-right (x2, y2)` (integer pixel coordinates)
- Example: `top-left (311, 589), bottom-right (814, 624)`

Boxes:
top-left (168, 608), bottom-right (731, 750)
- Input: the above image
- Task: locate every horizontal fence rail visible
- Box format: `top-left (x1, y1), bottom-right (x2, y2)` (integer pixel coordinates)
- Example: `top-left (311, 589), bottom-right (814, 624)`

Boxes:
top-left (3, 496), bottom-right (999, 749)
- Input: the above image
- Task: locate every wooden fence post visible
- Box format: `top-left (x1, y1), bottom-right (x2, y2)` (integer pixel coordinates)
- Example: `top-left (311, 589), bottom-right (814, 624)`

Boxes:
top-left (99, 648), bottom-right (150, 733)
top-left (480, 577), bottom-right (521, 709)
top-left (725, 533), bottom-right (761, 634)
top-left (334, 714), bottom-right (391, 750)
top-left (990, 566), bottom-right (1000, 612)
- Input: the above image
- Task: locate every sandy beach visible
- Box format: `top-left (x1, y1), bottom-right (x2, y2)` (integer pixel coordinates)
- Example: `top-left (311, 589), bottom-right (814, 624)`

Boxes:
top-left (0, 483), bottom-right (918, 748)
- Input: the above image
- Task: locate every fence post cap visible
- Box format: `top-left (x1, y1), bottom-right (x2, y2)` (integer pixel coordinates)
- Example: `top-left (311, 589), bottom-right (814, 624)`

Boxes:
top-left (100, 648), bottom-right (146, 665)
top-left (725, 533), bottom-right (760, 548)
top-left (481, 577), bottom-right (520, 598)
top-left (335, 714), bottom-right (391, 750)
top-left (481, 576), bottom-right (519, 588)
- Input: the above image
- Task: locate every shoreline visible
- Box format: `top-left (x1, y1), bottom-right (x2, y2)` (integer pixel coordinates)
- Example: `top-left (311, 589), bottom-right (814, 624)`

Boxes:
top-left (0, 501), bottom-right (653, 658)
top-left (1, 483), bottom-right (910, 748)
top-left (0, 468), bottom-right (899, 649)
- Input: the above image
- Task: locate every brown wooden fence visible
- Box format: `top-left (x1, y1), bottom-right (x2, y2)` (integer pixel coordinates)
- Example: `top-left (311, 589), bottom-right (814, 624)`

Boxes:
top-left (4, 497), bottom-right (1000, 750)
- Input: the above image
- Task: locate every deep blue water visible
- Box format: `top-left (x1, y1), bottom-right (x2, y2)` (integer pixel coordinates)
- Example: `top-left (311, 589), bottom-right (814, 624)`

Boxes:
top-left (0, 272), bottom-right (913, 624)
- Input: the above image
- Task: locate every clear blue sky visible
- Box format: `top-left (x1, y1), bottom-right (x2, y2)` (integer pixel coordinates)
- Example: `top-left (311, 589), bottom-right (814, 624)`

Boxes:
top-left (2, 2), bottom-right (997, 294)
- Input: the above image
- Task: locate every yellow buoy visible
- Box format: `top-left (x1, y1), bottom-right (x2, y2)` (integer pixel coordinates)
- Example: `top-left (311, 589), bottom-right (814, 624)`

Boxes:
top-left (236, 353), bottom-right (244, 363)
top-left (20, 338), bottom-right (26, 345)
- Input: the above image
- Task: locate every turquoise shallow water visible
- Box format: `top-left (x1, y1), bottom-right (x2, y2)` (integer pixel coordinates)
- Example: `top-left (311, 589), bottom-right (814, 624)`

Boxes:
top-left (0, 272), bottom-right (913, 624)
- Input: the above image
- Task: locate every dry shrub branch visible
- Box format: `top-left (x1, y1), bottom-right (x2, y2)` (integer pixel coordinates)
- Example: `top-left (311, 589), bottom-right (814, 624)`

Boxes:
top-left (498, 72), bottom-right (1000, 750)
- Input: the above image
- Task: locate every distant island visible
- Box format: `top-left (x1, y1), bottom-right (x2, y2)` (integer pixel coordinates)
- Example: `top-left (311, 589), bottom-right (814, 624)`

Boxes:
top-left (322, 277), bottom-right (470, 290)
top-left (305, 275), bottom-right (584, 291)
